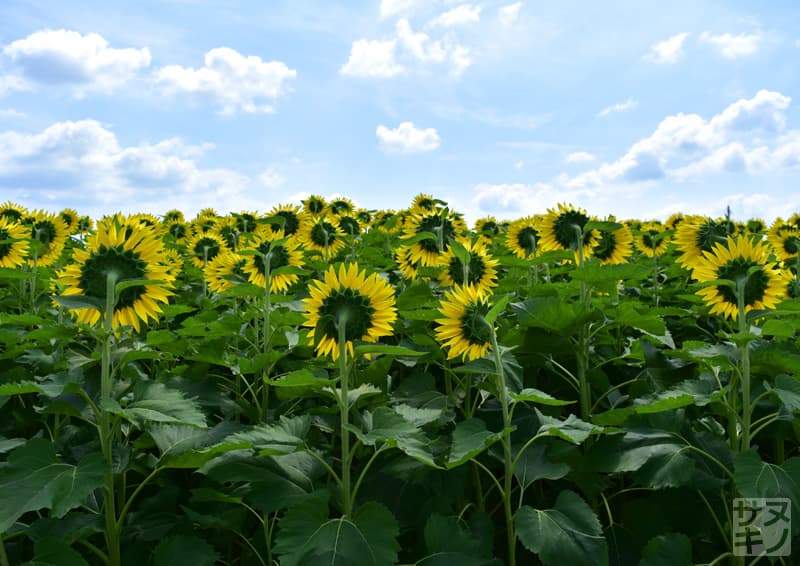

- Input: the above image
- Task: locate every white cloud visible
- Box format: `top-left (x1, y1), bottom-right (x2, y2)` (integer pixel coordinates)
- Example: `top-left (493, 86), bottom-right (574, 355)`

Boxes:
top-left (428, 4), bottom-right (481, 28)
top-left (0, 119), bottom-right (250, 217)
top-left (380, 0), bottom-right (418, 19)
top-left (700, 31), bottom-right (762, 58)
top-left (376, 121), bottom-right (440, 153)
top-left (396, 18), bottom-right (472, 76)
top-left (154, 47), bottom-right (296, 114)
top-left (644, 32), bottom-right (690, 64)
top-left (0, 74), bottom-right (31, 96)
top-left (340, 39), bottom-right (405, 78)
top-left (498, 2), bottom-right (523, 26)
top-left (0, 108), bottom-right (25, 119)
top-left (259, 166), bottom-right (285, 189)
top-left (2, 29), bottom-right (151, 94)
top-left (598, 98), bottom-right (638, 117)
top-left (565, 151), bottom-right (596, 164)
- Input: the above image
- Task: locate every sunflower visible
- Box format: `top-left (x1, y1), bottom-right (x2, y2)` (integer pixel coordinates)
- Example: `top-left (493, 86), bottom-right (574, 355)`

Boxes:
top-left (191, 210), bottom-right (219, 234)
top-left (186, 231), bottom-right (228, 269)
top-left (537, 203), bottom-right (598, 260)
top-left (298, 216), bottom-right (346, 257)
top-left (768, 220), bottom-right (800, 262)
top-left (674, 216), bottom-right (735, 269)
top-left (403, 210), bottom-right (467, 267)
top-left (162, 209), bottom-right (185, 223)
top-left (205, 251), bottom-right (248, 294)
top-left (474, 216), bottom-right (501, 243)
top-left (745, 218), bottom-right (766, 235)
top-left (395, 245), bottom-right (421, 280)
top-left (59, 208), bottom-right (80, 234)
top-left (268, 204), bottom-right (302, 237)
top-left (57, 221), bottom-right (175, 332)
top-left (0, 201), bottom-right (27, 224)
top-left (232, 211), bottom-right (260, 234)
top-left (439, 238), bottom-right (499, 293)
top-left (592, 224), bottom-right (633, 265)
top-left (240, 229), bottom-right (304, 292)
top-left (327, 197), bottom-right (356, 217)
top-left (336, 213), bottom-right (362, 237)
top-left (435, 284), bottom-right (493, 361)
top-left (372, 210), bottom-right (398, 234)
top-left (692, 236), bottom-right (791, 320)
top-left (302, 263), bottom-right (397, 360)
top-left (26, 210), bottom-right (69, 267)
top-left (411, 193), bottom-right (438, 214)
top-left (635, 221), bottom-right (670, 257)
top-left (76, 216), bottom-right (94, 235)
top-left (0, 217), bottom-right (31, 268)
top-left (214, 216), bottom-right (241, 250)
top-left (665, 212), bottom-right (685, 230)
top-left (130, 213), bottom-right (163, 234)
top-left (356, 209), bottom-right (372, 226)
top-left (165, 220), bottom-right (189, 243)
top-left (505, 216), bottom-right (539, 259)
top-left (302, 195), bottom-right (327, 216)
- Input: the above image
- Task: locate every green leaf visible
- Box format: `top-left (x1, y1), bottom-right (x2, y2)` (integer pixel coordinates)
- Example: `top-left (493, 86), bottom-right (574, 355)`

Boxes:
top-left (768, 374), bottom-right (800, 412)
top-left (416, 513), bottom-right (502, 566)
top-left (735, 450), bottom-right (800, 528)
top-left (446, 418), bottom-right (503, 469)
top-left (154, 535), bottom-right (219, 566)
top-left (272, 369), bottom-right (335, 390)
top-left (570, 263), bottom-right (651, 285)
top-left (149, 421), bottom-right (242, 468)
top-left (396, 281), bottom-right (437, 310)
top-left (513, 445), bottom-right (570, 488)
top-left (401, 231), bottom-right (439, 245)
top-left (114, 382), bottom-right (207, 428)
top-left (0, 381), bottom-right (44, 396)
top-left (116, 278), bottom-right (166, 294)
top-left (536, 411), bottom-right (601, 445)
top-left (484, 293), bottom-right (511, 326)
top-left (0, 267), bottom-right (34, 279)
top-left (516, 490), bottom-right (608, 566)
top-left (762, 319), bottom-right (795, 338)
top-left (0, 439), bottom-right (104, 534)
top-left (227, 415), bottom-right (310, 456)
top-left (512, 298), bottom-right (597, 336)
top-left (638, 533), bottom-right (692, 566)
top-left (510, 388), bottom-right (574, 406)
top-left (21, 538), bottom-right (89, 566)
top-left (351, 407), bottom-right (438, 468)
top-left (274, 499), bottom-right (400, 566)
top-left (354, 344), bottom-right (426, 357)
top-left (51, 294), bottom-right (105, 311)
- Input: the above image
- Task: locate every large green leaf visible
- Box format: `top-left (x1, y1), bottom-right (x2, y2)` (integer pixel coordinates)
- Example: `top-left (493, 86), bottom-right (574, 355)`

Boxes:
top-left (154, 535), bottom-right (219, 566)
top-left (767, 374), bottom-right (800, 412)
top-left (735, 450), bottom-right (800, 532)
top-left (535, 411), bottom-right (601, 445)
top-left (103, 382), bottom-right (207, 428)
top-left (516, 490), bottom-right (608, 566)
top-left (446, 418), bottom-right (504, 469)
top-left (21, 538), bottom-right (89, 566)
top-left (0, 439), bottom-right (104, 534)
top-left (350, 407), bottom-right (438, 468)
top-left (149, 421), bottom-right (242, 468)
top-left (415, 513), bottom-right (502, 566)
top-left (274, 499), bottom-right (400, 566)
top-left (513, 445), bottom-right (570, 488)
top-left (638, 533), bottom-right (691, 566)
top-left (227, 414), bottom-right (310, 456)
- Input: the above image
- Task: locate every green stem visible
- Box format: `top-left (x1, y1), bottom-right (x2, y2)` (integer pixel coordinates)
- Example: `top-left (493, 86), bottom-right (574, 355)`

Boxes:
top-left (262, 252), bottom-right (272, 422)
top-left (652, 253), bottom-right (660, 307)
top-left (0, 537), bottom-right (10, 566)
top-left (737, 279), bottom-right (751, 452)
top-left (489, 325), bottom-right (516, 566)
top-left (337, 316), bottom-right (352, 517)
top-left (575, 226), bottom-right (592, 421)
top-left (202, 246), bottom-right (209, 297)
top-left (116, 467), bottom-right (163, 530)
top-left (794, 254), bottom-right (799, 298)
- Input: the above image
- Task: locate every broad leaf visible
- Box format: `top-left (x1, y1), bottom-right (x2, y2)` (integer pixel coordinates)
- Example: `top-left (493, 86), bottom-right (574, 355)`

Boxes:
top-left (154, 535), bottom-right (219, 566)
top-left (351, 407), bottom-right (437, 468)
top-left (735, 450), bottom-right (800, 533)
top-left (513, 445), bottom-right (570, 488)
top-left (447, 418), bottom-right (503, 469)
top-left (639, 533), bottom-right (691, 566)
top-left (105, 382), bottom-right (207, 428)
top-left (21, 538), bottom-right (89, 566)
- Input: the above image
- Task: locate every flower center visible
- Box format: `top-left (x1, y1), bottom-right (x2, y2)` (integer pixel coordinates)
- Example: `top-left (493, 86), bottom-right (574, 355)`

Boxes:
top-left (592, 231), bottom-right (617, 261)
top-left (1, 209), bottom-right (22, 222)
top-left (516, 227), bottom-right (538, 254)
top-left (192, 237), bottom-right (222, 263)
top-left (552, 210), bottom-right (590, 250)
top-left (0, 228), bottom-right (12, 258)
top-left (78, 246), bottom-right (148, 308)
top-left (310, 221), bottom-right (339, 247)
top-left (782, 235), bottom-right (799, 255)
top-left (338, 216), bottom-right (360, 235)
top-left (695, 221), bottom-right (732, 252)
top-left (417, 216), bottom-right (457, 253)
top-left (32, 220), bottom-right (57, 246)
top-left (235, 214), bottom-right (257, 233)
top-left (271, 210), bottom-right (300, 236)
top-left (254, 242), bottom-right (290, 273)
top-left (448, 253), bottom-right (487, 286)
top-left (716, 259), bottom-right (770, 307)
top-left (318, 288), bottom-right (375, 342)
top-left (642, 230), bottom-right (660, 249)
top-left (308, 199), bottom-right (325, 214)
top-left (460, 301), bottom-right (492, 346)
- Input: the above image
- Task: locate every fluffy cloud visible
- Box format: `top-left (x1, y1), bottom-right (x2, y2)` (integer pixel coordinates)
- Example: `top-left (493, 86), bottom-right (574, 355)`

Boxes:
top-left (396, 19), bottom-right (472, 76)
top-left (2, 29), bottom-right (151, 94)
top-left (428, 4), bottom-right (482, 28)
top-left (644, 32), bottom-right (690, 64)
top-left (154, 47), bottom-right (296, 114)
top-left (0, 74), bottom-right (31, 96)
top-left (0, 108), bottom-right (25, 119)
top-left (598, 99), bottom-right (638, 117)
top-left (700, 31), bottom-right (762, 58)
top-left (340, 39), bottom-right (406, 77)
top-left (259, 166), bottom-right (285, 189)
top-left (380, 0), bottom-right (419, 19)
top-left (564, 151), bottom-right (596, 164)
top-left (0, 119), bottom-right (249, 216)
top-left (376, 121), bottom-right (440, 153)
top-left (498, 2), bottom-right (523, 26)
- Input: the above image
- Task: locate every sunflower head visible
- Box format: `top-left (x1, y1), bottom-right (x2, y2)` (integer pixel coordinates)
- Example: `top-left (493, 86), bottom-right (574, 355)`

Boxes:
top-left (186, 231), bottom-right (228, 268)
top-left (241, 228), bottom-right (303, 292)
top-left (439, 238), bottom-right (499, 293)
top-left (26, 210), bottom-right (69, 267)
top-left (336, 213), bottom-right (362, 236)
top-left (76, 216), bottom-right (94, 234)
top-left (403, 210), bottom-right (467, 267)
top-left (505, 217), bottom-right (539, 259)
top-left (0, 202), bottom-right (28, 224)
top-left (327, 197), bottom-right (356, 217)
top-left (411, 193), bottom-right (439, 214)
top-left (298, 215), bottom-right (346, 257)
top-left (59, 208), bottom-right (80, 234)
top-left (302, 263), bottom-right (397, 360)
top-left (675, 216), bottom-right (734, 269)
top-left (692, 236), bottom-right (792, 320)
top-left (435, 284), bottom-right (493, 361)
top-left (665, 213), bottom-right (685, 230)
top-left (0, 217), bottom-right (31, 268)
top-left (205, 251), bottom-right (248, 294)
top-left (592, 225), bottom-right (633, 265)
top-left (474, 216), bottom-right (501, 241)
top-left (163, 209), bottom-right (185, 224)
top-left (356, 209), bottom-right (373, 226)
top-left (233, 211), bottom-right (260, 234)
top-left (268, 204), bottom-right (302, 236)
top-left (538, 203), bottom-right (598, 259)
top-left (302, 195), bottom-right (327, 216)
top-left (395, 245), bottom-right (421, 280)
top-left (165, 220), bottom-right (189, 243)
top-left (768, 220), bottom-right (800, 262)
top-left (57, 219), bottom-right (175, 332)
top-left (635, 221), bottom-right (670, 257)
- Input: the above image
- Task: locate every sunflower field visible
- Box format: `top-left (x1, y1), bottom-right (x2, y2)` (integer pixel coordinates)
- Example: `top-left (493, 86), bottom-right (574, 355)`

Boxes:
top-left (1, 196), bottom-right (799, 566)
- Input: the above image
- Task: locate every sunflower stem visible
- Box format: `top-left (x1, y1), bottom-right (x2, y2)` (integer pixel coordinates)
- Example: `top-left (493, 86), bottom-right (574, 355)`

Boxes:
top-left (337, 315), bottom-right (353, 517)
top-left (262, 252), bottom-right (272, 422)
top-left (794, 254), bottom-right (799, 298)
top-left (488, 324), bottom-right (516, 566)
top-left (736, 278), bottom-right (751, 452)
top-left (574, 225), bottom-right (592, 421)
top-left (652, 253), bottom-right (661, 307)
top-left (100, 272), bottom-right (121, 566)
top-left (202, 245), bottom-right (209, 297)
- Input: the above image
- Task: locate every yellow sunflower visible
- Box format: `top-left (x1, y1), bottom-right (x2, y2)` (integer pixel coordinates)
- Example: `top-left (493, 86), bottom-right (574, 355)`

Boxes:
top-left (474, 216), bottom-right (501, 243)
top-left (665, 212), bottom-right (685, 230)
top-left (438, 238), bottom-right (499, 294)
top-left (435, 284), bottom-right (493, 361)
top-left (327, 197), bottom-right (356, 217)
top-left (356, 209), bottom-right (373, 227)
top-left (302, 263), bottom-right (397, 360)
top-left (59, 208), bottom-right (80, 234)
top-left (372, 210), bottom-right (399, 234)
top-left (745, 218), bottom-right (766, 235)
top-left (505, 216), bottom-right (540, 259)
top-left (214, 216), bottom-right (241, 250)
top-left (205, 251), bottom-right (248, 294)
top-left (692, 236), bottom-right (791, 320)
top-left (233, 211), bottom-right (260, 234)
top-left (162, 209), bottom-right (185, 224)
top-left (537, 203), bottom-right (598, 260)
top-left (592, 224), bottom-right (633, 265)
top-left (0, 201), bottom-right (28, 224)
top-left (410, 193), bottom-right (439, 214)
top-left (767, 220), bottom-right (800, 262)
top-left (403, 210), bottom-right (467, 267)
top-left (395, 245), bottom-right (421, 280)
top-left (302, 195), bottom-right (327, 216)
top-left (57, 221), bottom-right (175, 332)
top-left (0, 217), bottom-right (31, 268)
top-left (298, 215), bottom-right (346, 258)
top-left (635, 222), bottom-right (670, 257)
top-left (268, 203), bottom-right (302, 237)
top-left (164, 220), bottom-right (189, 243)
top-left (674, 216), bottom-right (735, 270)
top-left (76, 216), bottom-right (94, 235)
top-left (186, 231), bottom-right (228, 269)
top-left (191, 211), bottom-right (219, 234)
top-left (240, 229), bottom-right (303, 292)
top-left (26, 210), bottom-right (69, 267)
top-left (336, 212), bottom-right (362, 237)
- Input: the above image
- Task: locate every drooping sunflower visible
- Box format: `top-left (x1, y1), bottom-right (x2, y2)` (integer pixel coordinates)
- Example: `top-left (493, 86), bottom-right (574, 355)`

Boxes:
top-left (76, 216), bottom-right (94, 235)
top-left (25, 210), bottom-right (69, 267)
top-left (268, 203), bottom-right (302, 237)
top-left (205, 251), bottom-right (248, 294)
top-left (57, 221), bottom-right (175, 332)
top-left (635, 221), bottom-right (671, 257)
top-left (303, 263), bottom-right (397, 361)
top-left (592, 224), bottom-right (633, 265)
top-left (537, 203), bottom-right (598, 260)
top-left (59, 208), bottom-right (80, 234)
top-left (130, 213), bottom-right (163, 234)
top-left (327, 197), bottom-right (356, 217)
top-left (674, 216), bottom-right (735, 270)
top-left (692, 236), bottom-right (791, 320)
top-left (356, 209), bottom-right (372, 226)
top-left (336, 213), bottom-right (362, 237)
top-left (192, 210), bottom-right (219, 233)
top-left (767, 220), bottom-right (800, 262)
top-left (438, 238), bottom-right (499, 293)
top-left (435, 284), bottom-right (493, 362)
top-left (403, 210), bottom-right (467, 267)
top-left (186, 231), bottom-right (228, 268)
top-left (505, 216), bottom-right (539, 259)
top-left (372, 210), bottom-right (398, 234)
top-left (410, 193), bottom-right (439, 214)
top-left (302, 195), bottom-right (327, 216)
top-left (0, 201), bottom-right (28, 224)
top-left (298, 215), bottom-right (346, 257)
top-left (0, 217), bottom-right (31, 268)
top-left (474, 216), bottom-right (501, 243)
top-left (240, 229), bottom-right (304, 292)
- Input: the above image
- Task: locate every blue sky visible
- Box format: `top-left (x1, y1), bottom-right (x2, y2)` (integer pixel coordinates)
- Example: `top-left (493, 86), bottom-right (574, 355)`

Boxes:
top-left (1, 0), bottom-right (799, 224)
